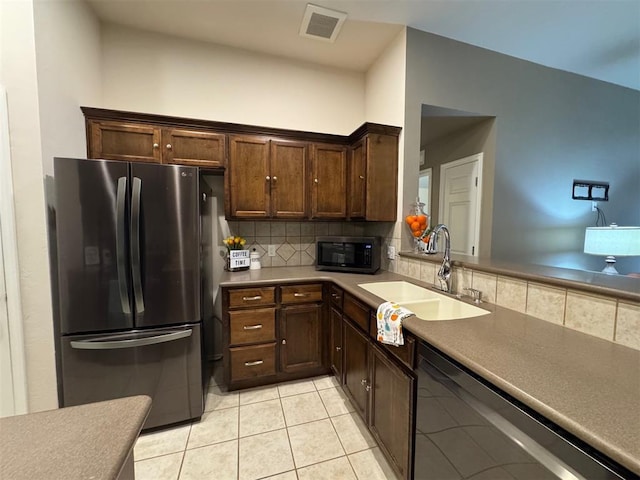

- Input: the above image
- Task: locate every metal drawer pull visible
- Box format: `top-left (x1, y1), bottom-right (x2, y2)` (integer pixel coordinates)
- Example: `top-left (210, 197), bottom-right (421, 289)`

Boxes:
top-left (243, 324), bottom-right (263, 330)
top-left (242, 295), bottom-right (262, 301)
top-left (244, 360), bottom-right (264, 367)
top-left (293, 293), bottom-right (309, 297)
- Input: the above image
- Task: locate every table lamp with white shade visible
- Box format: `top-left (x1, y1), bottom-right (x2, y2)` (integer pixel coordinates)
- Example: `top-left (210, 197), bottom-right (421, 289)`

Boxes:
top-left (583, 224), bottom-right (640, 274)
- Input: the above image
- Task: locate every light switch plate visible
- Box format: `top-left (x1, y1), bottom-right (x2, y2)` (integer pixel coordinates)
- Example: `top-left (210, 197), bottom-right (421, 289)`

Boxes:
top-left (268, 245), bottom-right (276, 257)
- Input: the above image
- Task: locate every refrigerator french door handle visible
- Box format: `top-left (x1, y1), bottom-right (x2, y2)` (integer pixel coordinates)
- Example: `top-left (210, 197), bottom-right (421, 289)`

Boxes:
top-left (116, 177), bottom-right (131, 315)
top-left (70, 329), bottom-right (192, 350)
top-left (131, 176), bottom-right (145, 314)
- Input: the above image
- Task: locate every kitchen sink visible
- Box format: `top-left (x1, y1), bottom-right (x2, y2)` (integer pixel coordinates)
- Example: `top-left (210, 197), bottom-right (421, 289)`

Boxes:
top-left (358, 281), bottom-right (490, 321)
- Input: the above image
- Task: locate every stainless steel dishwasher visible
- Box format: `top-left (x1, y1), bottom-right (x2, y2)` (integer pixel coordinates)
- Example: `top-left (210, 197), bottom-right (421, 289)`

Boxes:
top-left (414, 342), bottom-right (633, 480)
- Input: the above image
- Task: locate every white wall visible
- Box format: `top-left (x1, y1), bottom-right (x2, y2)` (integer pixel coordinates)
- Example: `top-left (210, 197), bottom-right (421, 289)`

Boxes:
top-left (405, 28), bottom-right (640, 272)
top-left (0, 0), bottom-right (103, 413)
top-left (364, 29), bottom-right (408, 256)
top-left (34, 0), bottom-right (103, 176)
top-left (0, 0), bottom-right (57, 412)
top-left (102, 24), bottom-right (365, 135)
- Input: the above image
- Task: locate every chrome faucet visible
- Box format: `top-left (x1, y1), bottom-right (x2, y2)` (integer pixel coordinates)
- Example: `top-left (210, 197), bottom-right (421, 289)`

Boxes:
top-left (425, 224), bottom-right (452, 293)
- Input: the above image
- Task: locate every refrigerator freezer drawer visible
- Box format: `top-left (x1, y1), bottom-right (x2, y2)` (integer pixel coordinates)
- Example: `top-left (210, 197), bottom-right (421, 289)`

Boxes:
top-left (60, 324), bottom-right (203, 429)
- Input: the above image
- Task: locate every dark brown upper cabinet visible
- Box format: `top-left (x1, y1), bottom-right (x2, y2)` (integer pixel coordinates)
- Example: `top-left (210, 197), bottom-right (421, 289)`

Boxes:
top-left (227, 135), bottom-right (307, 219)
top-left (227, 135), bottom-right (271, 219)
top-left (310, 143), bottom-right (348, 219)
top-left (88, 120), bottom-right (162, 164)
top-left (270, 139), bottom-right (308, 218)
top-left (86, 119), bottom-right (225, 169)
top-left (82, 107), bottom-right (400, 221)
top-left (162, 128), bottom-right (225, 168)
top-left (348, 129), bottom-right (399, 222)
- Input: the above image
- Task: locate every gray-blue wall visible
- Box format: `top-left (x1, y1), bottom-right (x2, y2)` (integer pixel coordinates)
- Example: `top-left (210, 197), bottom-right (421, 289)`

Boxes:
top-left (405, 28), bottom-right (640, 274)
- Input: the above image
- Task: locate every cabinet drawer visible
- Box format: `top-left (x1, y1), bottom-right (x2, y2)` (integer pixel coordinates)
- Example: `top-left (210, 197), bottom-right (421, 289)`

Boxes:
top-left (230, 343), bottom-right (276, 381)
top-left (229, 308), bottom-right (276, 345)
top-left (281, 284), bottom-right (323, 304)
top-left (228, 287), bottom-right (275, 308)
top-left (329, 285), bottom-right (343, 310)
top-left (343, 293), bottom-right (369, 332)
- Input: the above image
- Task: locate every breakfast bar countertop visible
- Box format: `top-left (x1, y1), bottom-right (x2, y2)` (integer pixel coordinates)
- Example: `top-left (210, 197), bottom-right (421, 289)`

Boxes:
top-left (220, 266), bottom-right (640, 476)
top-left (0, 395), bottom-right (151, 480)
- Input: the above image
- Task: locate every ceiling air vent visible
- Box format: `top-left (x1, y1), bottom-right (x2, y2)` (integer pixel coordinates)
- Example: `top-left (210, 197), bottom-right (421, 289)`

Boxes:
top-left (299, 4), bottom-right (347, 43)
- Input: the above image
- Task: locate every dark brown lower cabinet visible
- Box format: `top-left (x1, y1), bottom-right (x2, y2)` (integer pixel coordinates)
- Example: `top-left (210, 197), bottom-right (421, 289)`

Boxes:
top-left (369, 343), bottom-right (416, 480)
top-left (280, 303), bottom-right (323, 373)
top-left (330, 307), bottom-right (343, 382)
top-left (343, 319), bottom-right (370, 421)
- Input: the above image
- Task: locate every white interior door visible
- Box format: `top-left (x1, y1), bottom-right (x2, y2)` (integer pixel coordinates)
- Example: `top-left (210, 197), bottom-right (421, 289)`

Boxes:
top-left (439, 153), bottom-right (483, 256)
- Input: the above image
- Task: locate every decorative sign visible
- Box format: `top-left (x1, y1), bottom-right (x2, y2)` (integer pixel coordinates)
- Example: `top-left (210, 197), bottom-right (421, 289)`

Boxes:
top-left (229, 249), bottom-right (250, 270)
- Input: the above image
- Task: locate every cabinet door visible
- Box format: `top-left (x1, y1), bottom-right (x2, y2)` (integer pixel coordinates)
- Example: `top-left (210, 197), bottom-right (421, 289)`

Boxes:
top-left (310, 143), bottom-right (347, 219)
top-left (364, 133), bottom-right (398, 221)
top-left (330, 307), bottom-right (343, 383)
top-left (348, 138), bottom-right (366, 219)
top-left (270, 140), bottom-right (307, 218)
top-left (163, 129), bottom-right (226, 168)
top-left (228, 135), bottom-right (270, 218)
top-left (369, 344), bottom-right (415, 480)
top-left (343, 319), bottom-right (370, 421)
top-left (280, 303), bottom-right (322, 374)
top-left (88, 120), bottom-right (161, 163)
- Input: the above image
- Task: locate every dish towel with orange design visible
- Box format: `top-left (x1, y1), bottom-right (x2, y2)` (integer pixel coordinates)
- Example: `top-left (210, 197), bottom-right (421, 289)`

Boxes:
top-left (376, 301), bottom-right (415, 347)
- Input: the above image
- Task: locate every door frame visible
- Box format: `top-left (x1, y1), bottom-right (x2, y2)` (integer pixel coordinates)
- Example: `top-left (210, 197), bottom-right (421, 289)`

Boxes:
top-left (438, 152), bottom-right (483, 256)
top-left (0, 85), bottom-right (29, 416)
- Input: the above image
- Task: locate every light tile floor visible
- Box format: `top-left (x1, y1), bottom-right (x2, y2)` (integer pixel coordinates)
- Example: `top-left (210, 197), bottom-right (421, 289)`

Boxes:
top-left (134, 373), bottom-right (399, 480)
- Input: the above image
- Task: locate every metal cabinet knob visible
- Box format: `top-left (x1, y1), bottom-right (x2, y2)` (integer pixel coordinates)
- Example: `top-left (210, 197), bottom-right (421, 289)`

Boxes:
top-left (314, 178), bottom-right (318, 184)
top-left (361, 379), bottom-right (367, 386)
top-left (359, 175), bottom-right (365, 179)
top-left (272, 176), bottom-right (277, 181)
top-left (266, 176), bottom-right (271, 181)
top-left (282, 339), bottom-right (287, 345)
top-left (335, 346), bottom-right (341, 351)
top-left (153, 143), bottom-right (159, 149)
top-left (166, 144), bottom-right (172, 150)
top-left (365, 385), bottom-right (371, 392)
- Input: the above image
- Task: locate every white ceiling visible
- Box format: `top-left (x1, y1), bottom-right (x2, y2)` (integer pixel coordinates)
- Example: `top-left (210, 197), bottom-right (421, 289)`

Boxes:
top-left (88, 0), bottom-right (640, 91)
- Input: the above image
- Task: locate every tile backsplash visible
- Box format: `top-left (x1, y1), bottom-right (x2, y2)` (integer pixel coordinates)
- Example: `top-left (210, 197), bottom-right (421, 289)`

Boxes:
top-left (225, 221), bottom-right (395, 268)
top-left (396, 255), bottom-right (640, 351)
top-left (225, 220), bottom-right (640, 351)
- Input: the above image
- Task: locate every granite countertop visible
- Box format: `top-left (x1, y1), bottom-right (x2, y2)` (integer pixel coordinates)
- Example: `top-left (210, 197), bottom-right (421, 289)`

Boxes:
top-left (0, 395), bottom-right (152, 480)
top-left (220, 266), bottom-right (640, 475)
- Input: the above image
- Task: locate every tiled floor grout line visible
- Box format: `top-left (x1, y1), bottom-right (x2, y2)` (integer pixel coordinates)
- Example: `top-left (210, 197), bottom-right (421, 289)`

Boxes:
top-left (278, 392), bottom-right (299, 479)
top-left (136, 375), bottom-right (394, 479)
top-left (236, 399), bottom-right (241, 480)
top-left (326, 409), bottom-right (359, 479)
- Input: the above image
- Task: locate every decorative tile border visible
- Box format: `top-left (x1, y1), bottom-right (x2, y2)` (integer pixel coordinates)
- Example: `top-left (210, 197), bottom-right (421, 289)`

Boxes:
top-left (395, 253), bottom-right (640, 351)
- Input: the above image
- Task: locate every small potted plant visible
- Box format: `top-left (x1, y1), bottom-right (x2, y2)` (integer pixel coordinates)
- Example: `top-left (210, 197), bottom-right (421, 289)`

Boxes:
top-left (224, 236), bottom-right (250, 271)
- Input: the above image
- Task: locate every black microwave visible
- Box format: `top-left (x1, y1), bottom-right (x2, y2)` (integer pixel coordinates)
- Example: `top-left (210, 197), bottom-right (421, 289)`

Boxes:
top-left (316, 236), bottom-right (381, 274)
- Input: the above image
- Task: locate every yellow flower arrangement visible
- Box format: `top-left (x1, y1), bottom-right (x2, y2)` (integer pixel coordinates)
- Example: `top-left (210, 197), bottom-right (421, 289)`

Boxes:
top-left (224, 236), bottom-right (246, 251)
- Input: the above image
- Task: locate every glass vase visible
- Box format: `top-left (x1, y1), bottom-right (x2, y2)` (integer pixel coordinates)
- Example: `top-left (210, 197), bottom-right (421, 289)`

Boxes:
top-left (405, 198), bottom-right (430, 253)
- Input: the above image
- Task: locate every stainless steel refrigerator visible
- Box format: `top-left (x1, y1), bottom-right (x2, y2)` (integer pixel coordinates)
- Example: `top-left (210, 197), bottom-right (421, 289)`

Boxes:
top-left (48, 157), bottom-right (207, 429)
